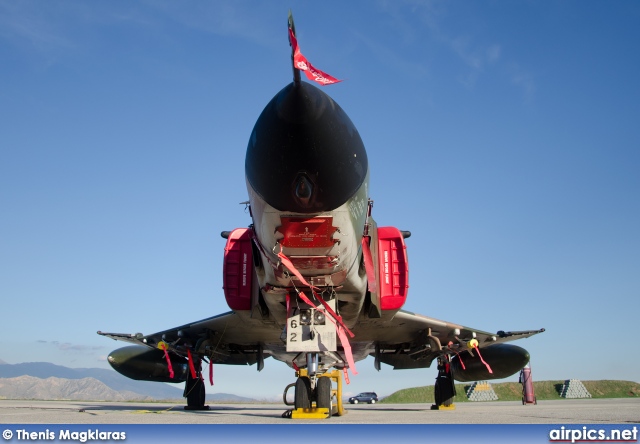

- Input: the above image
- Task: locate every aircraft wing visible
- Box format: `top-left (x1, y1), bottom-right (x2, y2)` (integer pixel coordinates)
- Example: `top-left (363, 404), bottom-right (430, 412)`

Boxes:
top-left (99, 309), bottom-right (543, 370)
top-left (352, 310), bottom-right (545, 370)
top-left (99, 311), bottom-right (283, 366)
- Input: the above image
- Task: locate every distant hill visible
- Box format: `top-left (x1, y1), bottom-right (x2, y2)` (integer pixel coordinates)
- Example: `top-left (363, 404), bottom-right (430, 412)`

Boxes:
top-left (382, 380), bottom-right (640, 403)
top-left (0, 361), bottom-right (254, 402)
top-left (0, 376), bottom-right (150, 401)
top-left (0, 361), bottom-right (184, 400)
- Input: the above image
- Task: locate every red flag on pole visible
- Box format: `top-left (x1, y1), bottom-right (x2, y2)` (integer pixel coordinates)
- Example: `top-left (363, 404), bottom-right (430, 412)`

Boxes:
top-left (289, 28), bottom-right (341, 86)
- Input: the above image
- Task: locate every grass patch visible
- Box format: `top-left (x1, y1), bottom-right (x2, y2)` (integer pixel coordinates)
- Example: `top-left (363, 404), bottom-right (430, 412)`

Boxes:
top-left (380, 380), bottom-right (640, 403)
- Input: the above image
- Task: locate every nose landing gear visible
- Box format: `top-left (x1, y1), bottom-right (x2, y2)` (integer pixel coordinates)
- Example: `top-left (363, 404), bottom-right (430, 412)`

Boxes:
top-left (283, 369), bottom-right (345, 418)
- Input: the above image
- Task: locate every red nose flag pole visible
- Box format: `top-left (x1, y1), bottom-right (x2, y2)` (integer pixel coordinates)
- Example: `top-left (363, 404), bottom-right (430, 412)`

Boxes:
top-left (288, 11), bottom-right (342, 86)
top-left (288, 11), bottom-right (302, 87)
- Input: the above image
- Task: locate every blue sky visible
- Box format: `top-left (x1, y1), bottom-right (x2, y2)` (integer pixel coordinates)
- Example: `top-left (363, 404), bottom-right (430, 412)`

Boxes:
top-left (1, 1), bottom-right (639, 400)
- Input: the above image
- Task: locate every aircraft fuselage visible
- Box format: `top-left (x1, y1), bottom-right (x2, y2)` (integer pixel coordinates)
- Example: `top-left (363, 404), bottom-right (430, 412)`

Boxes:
top-left (237, 81), bottom-right (377, 370)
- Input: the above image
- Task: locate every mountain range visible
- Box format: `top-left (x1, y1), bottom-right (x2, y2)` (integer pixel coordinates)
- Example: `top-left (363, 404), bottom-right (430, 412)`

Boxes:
top-left (0, 360), bottom-right (254, 402)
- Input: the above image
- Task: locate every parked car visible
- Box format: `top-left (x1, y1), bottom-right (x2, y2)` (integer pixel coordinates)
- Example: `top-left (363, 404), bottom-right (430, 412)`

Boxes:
top-left (348, 392), bottom-right (378, 404)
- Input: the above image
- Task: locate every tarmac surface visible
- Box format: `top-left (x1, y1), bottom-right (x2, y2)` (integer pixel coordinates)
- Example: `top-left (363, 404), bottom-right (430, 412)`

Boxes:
top-left (0, 398), bottom-right (638, 424)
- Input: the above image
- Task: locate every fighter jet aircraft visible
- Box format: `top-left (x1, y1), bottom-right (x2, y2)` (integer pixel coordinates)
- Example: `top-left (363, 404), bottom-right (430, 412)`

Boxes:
top-left (99, 14), bottom-right (544, 417)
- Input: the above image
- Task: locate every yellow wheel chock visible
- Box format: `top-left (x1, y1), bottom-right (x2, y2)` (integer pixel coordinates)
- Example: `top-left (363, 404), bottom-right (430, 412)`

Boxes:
top-left (430, 403), bottom-right (456, 410)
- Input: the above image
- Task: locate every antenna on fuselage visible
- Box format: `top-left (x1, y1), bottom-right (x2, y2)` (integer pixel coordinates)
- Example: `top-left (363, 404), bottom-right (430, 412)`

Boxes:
top-left (288, 10), bottom-right (301, 86)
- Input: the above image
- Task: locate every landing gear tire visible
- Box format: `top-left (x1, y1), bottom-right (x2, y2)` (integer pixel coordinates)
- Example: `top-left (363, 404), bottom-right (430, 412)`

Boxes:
top-left (316, 377), bottom-right (332, 418)
top-left (191, 379), bottom-right (205, 407)
top-left (294, 377), bottom-right (312, 410)
top-left (185, 372), bottom-right (207, 410)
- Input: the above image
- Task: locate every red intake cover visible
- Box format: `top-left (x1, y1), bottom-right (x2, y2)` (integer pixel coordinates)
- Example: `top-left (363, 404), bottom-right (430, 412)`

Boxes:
top-left (378, 226), bottom-right (409, 310)
top-left (223, 228), bottom-right (253, 311)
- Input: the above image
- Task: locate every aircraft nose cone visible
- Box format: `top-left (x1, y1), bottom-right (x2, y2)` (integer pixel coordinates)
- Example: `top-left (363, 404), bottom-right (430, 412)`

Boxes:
top-left (246, 82), bottom-right (368, 213)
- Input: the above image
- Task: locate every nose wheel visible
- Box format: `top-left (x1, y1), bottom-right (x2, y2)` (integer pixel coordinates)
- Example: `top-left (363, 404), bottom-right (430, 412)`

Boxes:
top-left (294, 376), bottom-right (312, 409)
top-left (315, 375), bottom-right (333, 417)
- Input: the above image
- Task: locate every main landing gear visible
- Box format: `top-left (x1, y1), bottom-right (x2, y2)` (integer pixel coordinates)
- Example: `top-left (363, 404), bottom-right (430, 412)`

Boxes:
top-left (184, 358), bottom-right (209, 411)
top-left (431, 355), bottom-right (456, 411)
top-left (283, 368), bottom-right (345, 419)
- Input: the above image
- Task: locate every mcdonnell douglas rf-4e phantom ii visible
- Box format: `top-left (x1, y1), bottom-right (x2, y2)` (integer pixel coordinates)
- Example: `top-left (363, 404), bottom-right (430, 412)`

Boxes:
top-left (99, 14), bottom-right (544, 418)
